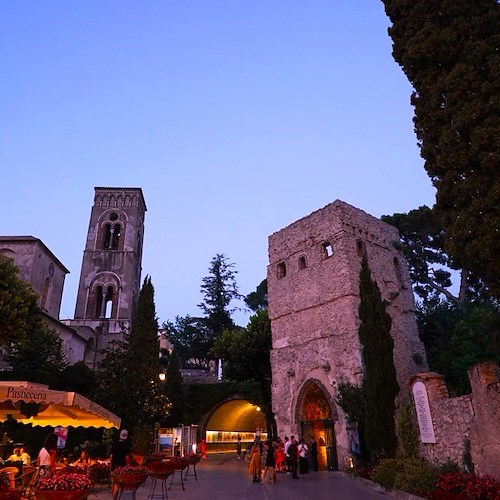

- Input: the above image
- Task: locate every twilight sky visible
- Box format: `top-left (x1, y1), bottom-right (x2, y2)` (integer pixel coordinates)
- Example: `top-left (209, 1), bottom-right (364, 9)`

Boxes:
top-left (1, 1), bottom-right (436, 327)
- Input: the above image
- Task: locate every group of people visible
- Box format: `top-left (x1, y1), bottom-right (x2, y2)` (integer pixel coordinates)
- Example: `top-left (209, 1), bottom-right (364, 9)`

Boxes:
top-left (4, 446), bottom-right (31, 466)
top-left (244, 434), bottom-right (318, 483)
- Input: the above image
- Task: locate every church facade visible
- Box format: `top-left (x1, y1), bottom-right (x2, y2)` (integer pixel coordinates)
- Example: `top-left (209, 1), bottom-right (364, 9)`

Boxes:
top-left (267, 200), bottom-right (428, 470)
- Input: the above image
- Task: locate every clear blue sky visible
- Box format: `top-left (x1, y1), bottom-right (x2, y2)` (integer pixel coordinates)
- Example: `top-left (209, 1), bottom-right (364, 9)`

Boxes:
top-left (1, 1), bottom-right (436, 327)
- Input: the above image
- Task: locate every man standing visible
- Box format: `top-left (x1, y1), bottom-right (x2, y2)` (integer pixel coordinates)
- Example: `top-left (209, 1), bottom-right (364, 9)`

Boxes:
top-left (288, 435), bottom-right (299, 479)
top-left (110, 429), bottom-right (131, 500)
top-left (283, 436), bottom-right (290, 473)
top-left (309, 435), bottom-right (318, 471)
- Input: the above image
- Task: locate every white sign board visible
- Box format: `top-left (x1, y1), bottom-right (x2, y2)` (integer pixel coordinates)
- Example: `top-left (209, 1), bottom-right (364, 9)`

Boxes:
top-left (412, 381), bottom-right (436, 443)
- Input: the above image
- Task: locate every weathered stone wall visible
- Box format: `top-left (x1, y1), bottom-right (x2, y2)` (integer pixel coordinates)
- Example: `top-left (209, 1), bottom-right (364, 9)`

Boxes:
top-left (415, 363), bottom-right (500, 480)
top-left (268, 200), bottom-right (428, 470)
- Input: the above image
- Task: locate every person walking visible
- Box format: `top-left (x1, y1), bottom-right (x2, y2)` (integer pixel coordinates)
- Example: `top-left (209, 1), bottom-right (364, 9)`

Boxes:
top-left (261, 438), bottom-right (276, 483)
top-left (247, 437), bottom-right (262, 483)
top-left (288, 435), bottom-right (299, 479)
top-left (236, 436), bottom-right (242, 460)
top-left (110, 429), bottom-right (132, 500)
top-left (298, 438), bottom-right (309, 478)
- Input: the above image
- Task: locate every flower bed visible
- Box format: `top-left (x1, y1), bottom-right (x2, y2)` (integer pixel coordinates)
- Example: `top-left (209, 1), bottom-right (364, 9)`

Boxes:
top-left (111, 465), bottom-right (149, 490)
top-left (34, 472), bottom-right (93, 500)
top-left (428, 471), bottom-right (500, 499)
top-left (88, 463), bottom-right (110, 484)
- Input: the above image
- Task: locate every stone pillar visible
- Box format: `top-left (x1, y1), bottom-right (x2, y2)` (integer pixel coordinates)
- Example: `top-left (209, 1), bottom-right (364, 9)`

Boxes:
top-left (469, 362), bottom-right (500, 480)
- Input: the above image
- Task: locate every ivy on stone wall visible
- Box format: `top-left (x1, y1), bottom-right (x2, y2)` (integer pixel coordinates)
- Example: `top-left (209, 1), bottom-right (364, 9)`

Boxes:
top-left (358, 257), bottom-right (400, 458)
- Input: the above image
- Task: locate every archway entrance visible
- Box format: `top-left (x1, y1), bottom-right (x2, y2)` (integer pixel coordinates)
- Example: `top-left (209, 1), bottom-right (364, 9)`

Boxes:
top-left (204, 399), bottom-right (266, 454)
top-left (297, 380), bottom-right (338, 470)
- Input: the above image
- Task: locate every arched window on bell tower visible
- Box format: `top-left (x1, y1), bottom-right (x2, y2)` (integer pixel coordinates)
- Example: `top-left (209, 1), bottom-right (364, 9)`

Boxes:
top-left (111, 223), bottom-right (121, 249)
top-left (40, 277), bottom-right (51, 311)
top-left (103, 224), bottom-right (112, 249)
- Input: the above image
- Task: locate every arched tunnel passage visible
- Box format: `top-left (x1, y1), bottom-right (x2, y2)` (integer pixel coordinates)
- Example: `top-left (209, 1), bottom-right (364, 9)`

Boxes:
top-left (204, 398), bottom-right (267, 454)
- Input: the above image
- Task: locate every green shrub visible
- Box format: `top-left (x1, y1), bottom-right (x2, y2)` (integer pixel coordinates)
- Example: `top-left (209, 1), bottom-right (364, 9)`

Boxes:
top-left (372, 459), bottom-right (403, 489)
top-left (393, 459), bottom-right (439, 495)
top-left (373, 458), bottom-right (439, 495)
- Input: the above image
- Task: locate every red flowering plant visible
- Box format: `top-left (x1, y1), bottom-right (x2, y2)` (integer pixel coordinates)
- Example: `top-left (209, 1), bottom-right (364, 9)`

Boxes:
top-left (88, 463), bottom-right (110, 483)
top-left (428, 471), bottom-right (500, 500)
top-left (0, 473), bottom-right (21, 499)
top-left (35, 472), bottom-right (93, 491)
top-left (143, 452), bottom-right (165, 465)
top-left (112, 465), bottom-right (149, 475)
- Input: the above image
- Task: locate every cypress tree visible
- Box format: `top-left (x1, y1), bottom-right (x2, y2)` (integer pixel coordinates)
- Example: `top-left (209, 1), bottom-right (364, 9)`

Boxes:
top-left (382, 0), bottom-right (500, 296)
top-left (358, 258), bottom-right (399, 458)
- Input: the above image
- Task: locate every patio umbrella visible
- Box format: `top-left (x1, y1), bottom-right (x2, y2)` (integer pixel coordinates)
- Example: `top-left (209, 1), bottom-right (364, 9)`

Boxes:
top-left (0, 381), bottom-right (120, 429)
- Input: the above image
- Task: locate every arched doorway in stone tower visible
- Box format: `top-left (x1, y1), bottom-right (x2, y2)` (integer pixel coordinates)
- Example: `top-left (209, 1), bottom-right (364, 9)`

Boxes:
top-left (296, 379), bottom-right (338, 470)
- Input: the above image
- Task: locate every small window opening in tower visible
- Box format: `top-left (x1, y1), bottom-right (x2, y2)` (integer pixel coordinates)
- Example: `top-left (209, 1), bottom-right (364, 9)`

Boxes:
top-left (40, 277), bottom-right (51, 311)
top-left (394, 257), bottom-right (403, 287)
top-left (104, 286), bottom-right (114, 318)
top-left (322, 242), bottom-right (333, 258)
top-left (103, 224), bottom-right (112, 249)
top-left (298, 256), bottom-right (307, 270)
top-left (111, 224), bottom-right (121, 249)
top-left (95, 285), bottom-right (103, 317)
top-left (109, 212), bottom-right (118, 221)
top-left (356, 239), bottom-right (365, 258)
top-left (277, 262), bottom-right (286, 278)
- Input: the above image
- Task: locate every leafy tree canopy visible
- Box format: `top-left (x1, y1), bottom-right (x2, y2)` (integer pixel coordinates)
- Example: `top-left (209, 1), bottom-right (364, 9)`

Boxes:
top-left (382, 0), bottom-right (500, 297)
top-left (198, 253), bottom-right (241, 340)
top-left (382, 205), bottom-right (489, 305)
top-left (244, 279), bottom-right (268, 312)
top-left (0, 256), bottom-right (40, 347)
top-left (417, 301), bottom-right (500, 395)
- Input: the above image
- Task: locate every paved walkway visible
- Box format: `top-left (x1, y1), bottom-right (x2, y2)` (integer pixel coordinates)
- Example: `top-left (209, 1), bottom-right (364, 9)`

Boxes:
top-left (91, 455), bottom-right (389, 500)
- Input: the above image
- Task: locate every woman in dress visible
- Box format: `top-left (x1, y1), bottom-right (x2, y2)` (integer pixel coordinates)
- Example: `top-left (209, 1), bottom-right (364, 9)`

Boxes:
top-left (247, 438), bottom-right (262, 483)
top-left (261, 438), bottom-right (276, 483)
top-left (297, 438), bottom-right (309, 478)
top-left (275, 437), bottom-right (285, 473)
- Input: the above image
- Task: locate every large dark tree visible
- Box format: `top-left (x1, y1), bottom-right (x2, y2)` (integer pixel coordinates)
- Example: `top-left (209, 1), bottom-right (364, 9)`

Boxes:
top-left (198, 253), bottom-right (241, 346)
top-left (358, 258), bottom-right (399, 458)
top-left (244, 279), bottom-right (268, 312)
top-left (0, 256), bottom-right (40, 347)
top-left (382, 206), bottom-right (489, 305)
top-left (95, 276), bottom-right (168, 428)
top-left (382, 0), bottom-right (500, 297)
top-left (163, 350), bottom-right (184, 427)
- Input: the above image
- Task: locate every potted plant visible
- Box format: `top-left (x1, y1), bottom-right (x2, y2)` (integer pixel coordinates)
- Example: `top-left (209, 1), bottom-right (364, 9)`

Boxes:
top-left (111, 465), bottom-right (149, 490)
top-left (88, 462), bottom-right (111, 484)
top-left (0, 473), bottom-right (21, 500)
top-left (34, 472), bottom-right (93, 500)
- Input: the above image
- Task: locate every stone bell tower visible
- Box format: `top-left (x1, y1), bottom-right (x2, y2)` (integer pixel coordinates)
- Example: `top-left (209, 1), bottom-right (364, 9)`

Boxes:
top-left (67, 187), bottom-right (146, 365)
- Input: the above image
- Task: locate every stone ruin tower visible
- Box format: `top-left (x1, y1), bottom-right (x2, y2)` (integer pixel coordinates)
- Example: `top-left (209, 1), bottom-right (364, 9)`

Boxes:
top-left (267, 200), bottom-right (428, 470)
top-left (65, 187), bottom-right (146, 367)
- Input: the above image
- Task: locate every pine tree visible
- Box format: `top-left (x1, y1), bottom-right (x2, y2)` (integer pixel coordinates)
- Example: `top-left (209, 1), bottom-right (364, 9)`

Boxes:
top-left (358, 258), bottom-right (399, 458)
top-left (198, 253), bottom-right (241, 346)
top-left (382, 0), bottom-right (500, 296)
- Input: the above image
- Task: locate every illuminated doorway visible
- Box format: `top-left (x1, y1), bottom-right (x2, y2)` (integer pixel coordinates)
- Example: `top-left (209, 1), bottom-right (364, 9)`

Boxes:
top-left (297, 380), bottom-right (338, 470)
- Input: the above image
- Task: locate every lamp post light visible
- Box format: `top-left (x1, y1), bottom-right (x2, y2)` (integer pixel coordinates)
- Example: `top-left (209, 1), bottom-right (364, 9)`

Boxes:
top-left (159, 372), bottom-right (166, 381)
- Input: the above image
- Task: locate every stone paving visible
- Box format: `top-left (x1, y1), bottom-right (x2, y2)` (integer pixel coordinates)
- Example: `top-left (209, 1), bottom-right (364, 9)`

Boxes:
top-left (90, 454), bottom-right (389, 500)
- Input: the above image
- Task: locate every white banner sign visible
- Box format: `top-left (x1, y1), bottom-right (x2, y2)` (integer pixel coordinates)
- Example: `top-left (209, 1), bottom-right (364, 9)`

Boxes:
top-left (412, 381), bottom-right (436, 443)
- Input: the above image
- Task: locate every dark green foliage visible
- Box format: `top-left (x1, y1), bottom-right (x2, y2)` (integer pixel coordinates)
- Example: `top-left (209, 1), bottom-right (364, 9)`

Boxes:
top-left (198, 253), bottom-right (241, 343)
top-left (335, 382), bottom-right (366, 426)
top-left (382, 0), bottom-right (500, 297)
top-left (382, 206), bottom-right (489, 305)
top-left (212, 309), bottom-right (274, 433)
top-left (397, 402), bottom-right (420, 459)
top-left (373, 458), bottom-right (438, 494)
top-left (417, 302), bottom-right (500, 395)
top-left (244, 279), bottom-right (268, 312)
top-left (95, 276), bottom-right (168, 427)
top-left (59, 361), bottom-right (97, 397)
top-left (5, 325), bottom-right (67, 386)
top-left (165, 315), bottom-right (213, 368)
top-left (164, 350), bottom-right (184, 426)
top-left (0, 256), bottom-right (40, 347)
top-left (358, 258), bottom-right (399, 457)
